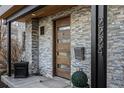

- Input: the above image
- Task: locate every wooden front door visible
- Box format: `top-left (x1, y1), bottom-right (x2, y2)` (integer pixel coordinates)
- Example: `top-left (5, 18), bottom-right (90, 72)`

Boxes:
top-left (54, 16), bottom-right (71, 79)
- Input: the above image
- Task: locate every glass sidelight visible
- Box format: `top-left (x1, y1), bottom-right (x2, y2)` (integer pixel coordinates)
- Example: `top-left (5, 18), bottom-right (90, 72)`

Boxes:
top-left (57, 26), bottom-right (70, 43)
top-left (58, 26), bottom-right (70, 31)
top-left (57, 64), bottom-right (70, 72)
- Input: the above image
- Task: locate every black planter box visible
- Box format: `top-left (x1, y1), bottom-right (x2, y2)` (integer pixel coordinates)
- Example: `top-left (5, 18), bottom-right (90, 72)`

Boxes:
top-left (14, 62), bottom-right (29, 78)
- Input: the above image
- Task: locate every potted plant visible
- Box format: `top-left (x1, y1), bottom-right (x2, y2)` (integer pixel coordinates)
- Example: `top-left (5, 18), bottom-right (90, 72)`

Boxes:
top-left (71, 69), bottom-right (89, 88)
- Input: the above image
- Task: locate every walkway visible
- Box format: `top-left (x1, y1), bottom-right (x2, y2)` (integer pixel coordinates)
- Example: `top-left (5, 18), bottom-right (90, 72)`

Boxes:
top-left (1, 75), bottom-right (71, 88)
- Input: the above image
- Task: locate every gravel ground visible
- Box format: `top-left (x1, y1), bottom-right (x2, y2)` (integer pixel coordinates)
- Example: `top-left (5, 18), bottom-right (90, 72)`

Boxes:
top-left (0, 75), bottom-right (9, 88)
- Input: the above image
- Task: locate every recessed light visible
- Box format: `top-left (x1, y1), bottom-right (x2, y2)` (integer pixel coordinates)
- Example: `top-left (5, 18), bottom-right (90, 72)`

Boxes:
top-left (32, 13), bottom-right (36, 16)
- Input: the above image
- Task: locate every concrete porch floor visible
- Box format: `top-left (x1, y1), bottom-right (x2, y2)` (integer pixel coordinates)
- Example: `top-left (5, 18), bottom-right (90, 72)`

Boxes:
top-left (1, 75), bottom-right (71, 88)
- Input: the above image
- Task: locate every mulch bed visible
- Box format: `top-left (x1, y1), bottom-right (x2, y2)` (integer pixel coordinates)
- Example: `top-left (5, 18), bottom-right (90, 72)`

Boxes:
top-left (0, 75), bottom-right (9, 88)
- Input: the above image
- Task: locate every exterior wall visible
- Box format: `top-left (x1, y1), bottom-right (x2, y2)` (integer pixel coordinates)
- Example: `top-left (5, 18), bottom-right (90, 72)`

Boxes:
top-left (36, 5), bottom-right (124, 88)
top-left (3, 5), bottom-right (124, 88)
top-left (39, 17), bottom-right (53, 78)
top-left (24, 5), bottom-right (91, 85)
top-left (70, 6), bottom-right (91, 85)
top-left (38, 5), bottom-right (91, 83)
top-left (107, 6), bottom-right (124, 88)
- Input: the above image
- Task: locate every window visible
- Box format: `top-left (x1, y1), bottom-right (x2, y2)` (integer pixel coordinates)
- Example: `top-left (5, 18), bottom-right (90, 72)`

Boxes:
top-left (22, 32), bottom-right (26, 51)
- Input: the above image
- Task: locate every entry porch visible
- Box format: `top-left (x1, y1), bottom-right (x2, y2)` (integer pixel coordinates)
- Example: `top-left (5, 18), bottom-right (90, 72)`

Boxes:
top-left (1, 75), bottom-right (71, 88)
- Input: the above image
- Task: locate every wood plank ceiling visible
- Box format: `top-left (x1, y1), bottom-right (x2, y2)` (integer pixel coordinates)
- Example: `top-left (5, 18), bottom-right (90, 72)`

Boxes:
top-left (0, 5), bottom-right (26, 19)
top-left (17, 5), bottom-right (76, 22)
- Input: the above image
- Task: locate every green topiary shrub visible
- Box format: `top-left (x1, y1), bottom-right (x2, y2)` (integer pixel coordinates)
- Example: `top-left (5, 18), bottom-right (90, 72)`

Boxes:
top-left (71, 71), bottom-right (89, 88)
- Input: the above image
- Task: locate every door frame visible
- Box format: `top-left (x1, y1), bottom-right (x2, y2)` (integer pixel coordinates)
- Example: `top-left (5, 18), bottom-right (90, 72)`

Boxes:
top-left (52, 15), bottom-right (71, 77)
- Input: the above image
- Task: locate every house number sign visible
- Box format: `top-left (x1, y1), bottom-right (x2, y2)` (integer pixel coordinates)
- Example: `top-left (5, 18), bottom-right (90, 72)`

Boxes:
top-left (98, 17), bottom-right (104, 55)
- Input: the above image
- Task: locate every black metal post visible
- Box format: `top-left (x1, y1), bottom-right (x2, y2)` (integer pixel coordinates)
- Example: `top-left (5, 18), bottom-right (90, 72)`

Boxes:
top-left (91, 5), bottom-right (107, 88)
top-left (91, 5), bottom-right (98, 88)
top-left (7, 22), bottom-right (11, 76)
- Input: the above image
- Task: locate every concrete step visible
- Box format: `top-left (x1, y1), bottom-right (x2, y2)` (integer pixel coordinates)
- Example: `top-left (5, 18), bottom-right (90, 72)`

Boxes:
top-left (1, 75), bottom-right (72, 88)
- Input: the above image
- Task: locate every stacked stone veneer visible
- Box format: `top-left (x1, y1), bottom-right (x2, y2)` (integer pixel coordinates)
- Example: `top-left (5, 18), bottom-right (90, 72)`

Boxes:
top-left (70, 6), bottom-right (91, 85)
top-left (39, 6), bottom-right (91, 83)
top-left (24, 5), bottom-right (124, 87)
top-left (25, 6), bottom-right (91, 84)
top-left (107, 6), bottom-right (124, 88)
top-left (5, 5), bottom-right (124, 88)
top-left (39, 17), bottom-right (53, 78)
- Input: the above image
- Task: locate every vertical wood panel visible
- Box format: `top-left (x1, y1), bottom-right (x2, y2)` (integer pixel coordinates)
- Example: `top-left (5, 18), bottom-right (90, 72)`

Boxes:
top-left (31, 18), bottom-right (39, 75)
